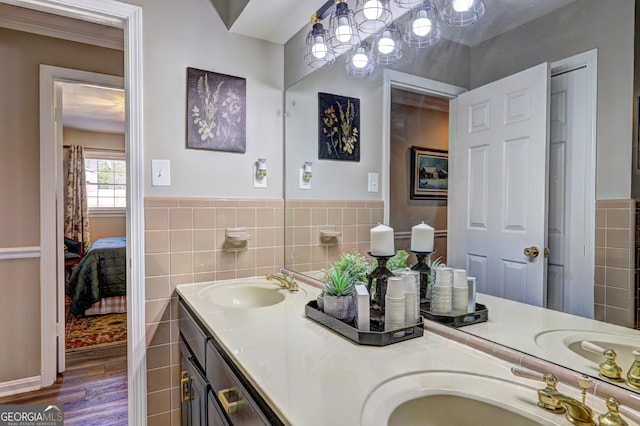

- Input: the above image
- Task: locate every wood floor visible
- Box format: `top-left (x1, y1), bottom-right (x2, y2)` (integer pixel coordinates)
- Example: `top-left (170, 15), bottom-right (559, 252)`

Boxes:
top-left (0, 344), bottom-right (128, 426)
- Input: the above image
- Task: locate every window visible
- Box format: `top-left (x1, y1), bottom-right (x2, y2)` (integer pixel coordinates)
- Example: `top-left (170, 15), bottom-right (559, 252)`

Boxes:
top-left (84, 150), bottom-right (126, 213)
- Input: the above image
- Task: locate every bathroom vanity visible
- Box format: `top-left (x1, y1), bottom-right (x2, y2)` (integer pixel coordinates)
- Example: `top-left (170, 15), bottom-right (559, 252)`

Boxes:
top-left (177, 277), bottom-right (640, 426)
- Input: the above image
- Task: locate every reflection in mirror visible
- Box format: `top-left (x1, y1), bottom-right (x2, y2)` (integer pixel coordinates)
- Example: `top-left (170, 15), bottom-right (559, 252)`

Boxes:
top-left (284, 0), bottom-right (638, 392)
top-left (389, 89), bottom-right (449, 261)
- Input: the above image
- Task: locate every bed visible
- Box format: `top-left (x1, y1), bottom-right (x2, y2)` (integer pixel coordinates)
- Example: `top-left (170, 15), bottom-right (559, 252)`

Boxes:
top-left (66, 237), bottom-right (127, 317)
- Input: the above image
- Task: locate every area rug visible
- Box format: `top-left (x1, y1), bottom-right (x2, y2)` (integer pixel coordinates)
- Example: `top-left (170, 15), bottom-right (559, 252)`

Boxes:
top-left (65, 313), bottom-right (127, 352)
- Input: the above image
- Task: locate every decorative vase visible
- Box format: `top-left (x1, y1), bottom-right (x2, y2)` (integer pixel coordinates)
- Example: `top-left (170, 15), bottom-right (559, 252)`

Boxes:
top-left (317, 294), bottom-right (325, 311)
top-left (323, 295), bottom-right (356, 322)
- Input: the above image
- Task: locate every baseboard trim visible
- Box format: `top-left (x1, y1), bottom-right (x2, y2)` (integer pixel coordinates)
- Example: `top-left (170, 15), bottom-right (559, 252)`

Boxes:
top-left (0, 376), bottom-right (41, 398)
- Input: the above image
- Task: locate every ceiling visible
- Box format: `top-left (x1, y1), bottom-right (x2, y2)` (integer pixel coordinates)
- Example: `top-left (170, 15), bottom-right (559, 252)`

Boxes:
top-left (62, 83), bottom-right (125, 134)
top-left (60, 0), bottom-right (578, 134)
top-left (228, 0), bottom-right (577, 46)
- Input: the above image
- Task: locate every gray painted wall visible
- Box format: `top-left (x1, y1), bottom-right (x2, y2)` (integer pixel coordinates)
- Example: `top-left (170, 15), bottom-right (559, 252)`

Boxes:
top-left (470, 0), bottom-right (635, 199)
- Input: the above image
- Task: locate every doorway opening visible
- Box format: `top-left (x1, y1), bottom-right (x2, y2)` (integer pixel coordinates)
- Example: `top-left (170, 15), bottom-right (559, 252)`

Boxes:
top-left (389, 89), bottom-right (450, 265)
top-left (60, 81), bottom-right (127, 358)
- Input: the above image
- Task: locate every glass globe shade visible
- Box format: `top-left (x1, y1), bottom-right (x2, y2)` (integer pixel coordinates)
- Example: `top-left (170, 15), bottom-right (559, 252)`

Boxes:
top-left (312, 40), bottom-right (328, 59)
top-left (336, 16), bottom-right (353, 43)
top-left (378, 32), bottom-right (395, 54)
top-left (363, 0), bottom-right (383, 20)
top-left (352, 52), bottom-right (369, 68)
top-left (412, 16), bottom-right (432, 36)
top-left (452, 0), bottom-right (473, 12)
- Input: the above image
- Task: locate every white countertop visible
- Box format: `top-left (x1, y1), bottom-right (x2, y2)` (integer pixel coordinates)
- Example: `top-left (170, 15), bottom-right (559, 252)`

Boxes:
top-left (176, 278), bottom-right (639, 425)
top-left (468, 294), bottom-right (640, 389)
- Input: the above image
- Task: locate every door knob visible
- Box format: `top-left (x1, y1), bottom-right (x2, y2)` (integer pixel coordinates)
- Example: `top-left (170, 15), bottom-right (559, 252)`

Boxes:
top-left (544, 248), bottom-right (550, 258)
top-left (523, 246), bottom-right (540, 258)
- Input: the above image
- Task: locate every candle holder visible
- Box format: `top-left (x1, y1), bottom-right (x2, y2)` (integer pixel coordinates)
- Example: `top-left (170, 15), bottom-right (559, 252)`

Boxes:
top-left (410, 250), bottom-right (434, 301)
top-left (367, 251), bottom-right (395, 330)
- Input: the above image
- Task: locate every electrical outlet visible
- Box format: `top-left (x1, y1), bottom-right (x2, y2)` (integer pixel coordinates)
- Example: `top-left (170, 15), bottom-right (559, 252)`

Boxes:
top-left (299, 168), bottom-right (311, 190)
top-left (253, 164), bottom-right (267, 188)
top-left (368, 172), bottom-right (379, 192)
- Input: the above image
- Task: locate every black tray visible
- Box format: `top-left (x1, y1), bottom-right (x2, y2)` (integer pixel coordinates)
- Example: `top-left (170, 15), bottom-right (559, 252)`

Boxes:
top-left (305, 300), bottom-right (424, 346)
top-left (420, 302), bottom-right (488, 328)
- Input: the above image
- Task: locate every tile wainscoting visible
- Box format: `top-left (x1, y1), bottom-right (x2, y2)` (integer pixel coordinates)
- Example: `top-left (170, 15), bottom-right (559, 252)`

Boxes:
top-left (144, 197), bottom-right (284, 425)
top-left (595, 199), bottom-right (639, 329)
top-left (143, 196), bottom-right (639, 423)
top-left (284, 199), bottom-right (384, 272)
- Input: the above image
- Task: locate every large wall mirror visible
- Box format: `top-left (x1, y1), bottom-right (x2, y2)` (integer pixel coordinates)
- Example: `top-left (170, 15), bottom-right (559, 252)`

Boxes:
top-left (284, 0), bottom-right (640, 392)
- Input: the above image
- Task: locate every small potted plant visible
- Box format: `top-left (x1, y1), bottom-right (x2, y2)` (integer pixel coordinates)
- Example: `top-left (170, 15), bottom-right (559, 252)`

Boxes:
top-left (321, 267), bottom-right (356, 322)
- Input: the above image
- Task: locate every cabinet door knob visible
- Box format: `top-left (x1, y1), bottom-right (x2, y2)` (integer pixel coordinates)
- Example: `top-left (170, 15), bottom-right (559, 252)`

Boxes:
top-left (218, 387), bottom-right (247, 414)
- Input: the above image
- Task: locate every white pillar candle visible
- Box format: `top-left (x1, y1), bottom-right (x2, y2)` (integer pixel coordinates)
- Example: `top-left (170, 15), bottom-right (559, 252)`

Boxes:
top-left (370, 223), bottom-right (395, 256)
top-left (410, 221), bottom-right (434, 252)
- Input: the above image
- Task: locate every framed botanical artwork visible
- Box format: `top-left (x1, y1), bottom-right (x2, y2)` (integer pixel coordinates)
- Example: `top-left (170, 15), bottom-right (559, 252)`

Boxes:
top-left (410, 146), bottom-right (448, 200)
top-left (318, 92), bottom-right (360, 161)
top-left (186, 67), bottom-right (246, 153)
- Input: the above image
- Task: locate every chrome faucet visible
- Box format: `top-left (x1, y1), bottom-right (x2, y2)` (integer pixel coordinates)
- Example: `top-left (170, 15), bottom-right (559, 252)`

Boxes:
top-left (266, 273), bottom-right (299, 291)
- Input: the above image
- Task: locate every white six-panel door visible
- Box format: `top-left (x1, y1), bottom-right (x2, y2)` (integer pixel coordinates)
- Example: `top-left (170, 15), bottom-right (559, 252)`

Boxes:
top-left (449, 63), bottom-right (550, 307)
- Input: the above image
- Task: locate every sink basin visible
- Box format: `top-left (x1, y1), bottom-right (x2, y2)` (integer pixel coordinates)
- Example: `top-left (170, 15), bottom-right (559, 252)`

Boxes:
top-left (389, 394), bottom-right (544, 426)
top-left (360, 371), bottom-right (564, 426)
top-left (198, 280), bottom-right (305, 309)
top-left (535, 330), bottom-right (640, 375)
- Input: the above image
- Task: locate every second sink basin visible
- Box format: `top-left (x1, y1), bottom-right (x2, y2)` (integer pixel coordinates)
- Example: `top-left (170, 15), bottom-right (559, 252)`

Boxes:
top-left (534, 329), bottom-right (640, 375)
top-left (198, 279), bottom-right (305, 309)
top-left (360, 371), bottom-right (564, 426)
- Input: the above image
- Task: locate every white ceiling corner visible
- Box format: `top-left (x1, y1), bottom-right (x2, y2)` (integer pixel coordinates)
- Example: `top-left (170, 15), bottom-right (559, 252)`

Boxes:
top-left (228, 0), bottom-right (328, 45)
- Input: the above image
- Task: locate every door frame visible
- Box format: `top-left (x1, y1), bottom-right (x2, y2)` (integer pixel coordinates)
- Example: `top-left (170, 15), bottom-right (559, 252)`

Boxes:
top-left (41, 66), bottom-right (125, 373)
top-left (382, 69), bottom-right (466, 223)
top-left (548, 49), bottom-right (597, 317)
top-left (17, 0), bottom-right (146, 424)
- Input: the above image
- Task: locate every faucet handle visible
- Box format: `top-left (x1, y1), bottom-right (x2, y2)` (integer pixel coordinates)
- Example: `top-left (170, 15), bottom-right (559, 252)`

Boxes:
top-left (581, 340), bottom-right (606, 355)
top-left (581, 341), bottom-right (624, 382)
top-left (577, 375), bottom-right (592, 405)
top-left (511, 366), bottom-right (545, 382)
top-left (598, 397), bottom-right (630, 426)
top-left (511, 366), bottom-right (558, 388)
top-left (511, 366), bottom-right (564, 413)
top-left (626, 349), bottom-right (640, 389)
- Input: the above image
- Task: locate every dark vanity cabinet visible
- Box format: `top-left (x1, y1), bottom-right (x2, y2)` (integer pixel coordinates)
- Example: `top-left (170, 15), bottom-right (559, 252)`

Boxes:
top-left (179, 300), bottom-right (283, 426)
top-left (180, 343), bottom-right (208, 426)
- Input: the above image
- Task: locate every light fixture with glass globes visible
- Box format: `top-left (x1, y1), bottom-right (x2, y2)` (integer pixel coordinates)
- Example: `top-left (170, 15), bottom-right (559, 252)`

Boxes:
top-left (328, 0), bottom-right (360, 54)
top-left (354, 0), bottom-right (393, 34)
top-left (372, 23), bottom-right (403, 65)
top-left (403, 0), bottom-right (441, 48)
top-left (304, 13), bottom-right (336, 68)
top-left (345, 42), bottom-right (375, 77)
top-left (304, 0), bottom-right (487, 73)
top-left (441, 0), bottom-right (486, 27)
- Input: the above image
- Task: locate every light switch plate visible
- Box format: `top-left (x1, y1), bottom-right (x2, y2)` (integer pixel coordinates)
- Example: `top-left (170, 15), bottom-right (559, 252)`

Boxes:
top-left (151, 159), bottom-right (171, 186)
top-left (368, 172), bottom-right (379, 192)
